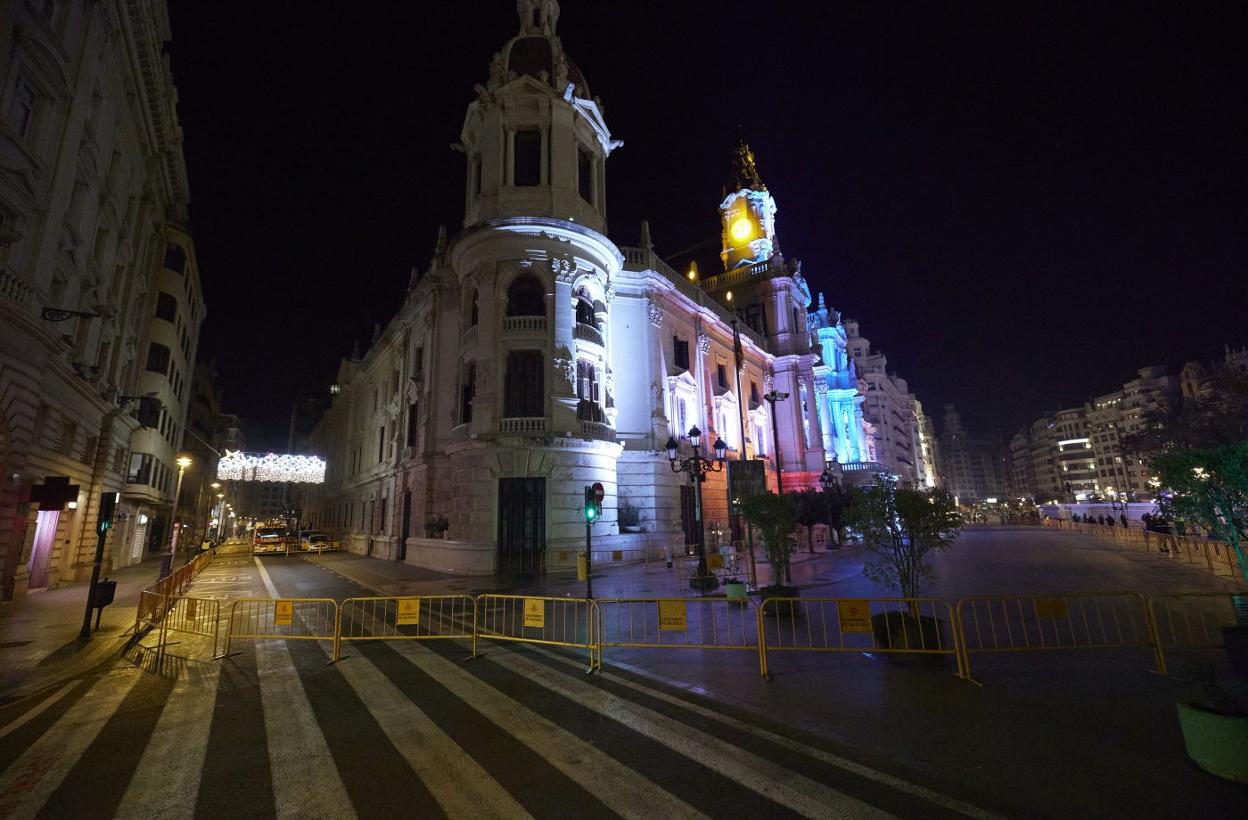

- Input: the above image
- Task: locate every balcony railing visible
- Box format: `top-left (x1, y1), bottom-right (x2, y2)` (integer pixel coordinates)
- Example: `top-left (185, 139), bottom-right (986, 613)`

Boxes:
top-left (499, 417), bottom-right (548, 435)
top-left (502, 315), bottom-right (546, 333)
top-left (573, 321), bottom-right (604, 347)
top-left (579, 420), bottom-right (616, 442)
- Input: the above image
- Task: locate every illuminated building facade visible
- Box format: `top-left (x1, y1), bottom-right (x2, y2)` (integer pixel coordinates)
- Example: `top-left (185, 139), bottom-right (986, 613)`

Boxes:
top-left (0, 1), bottom-right (204, 597)
top-left (305, 1), bottom-right (928, 573)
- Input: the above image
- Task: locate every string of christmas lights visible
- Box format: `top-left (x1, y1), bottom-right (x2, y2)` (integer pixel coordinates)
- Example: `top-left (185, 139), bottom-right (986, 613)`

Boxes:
top-left (216, 451), bottom-right (327, 484)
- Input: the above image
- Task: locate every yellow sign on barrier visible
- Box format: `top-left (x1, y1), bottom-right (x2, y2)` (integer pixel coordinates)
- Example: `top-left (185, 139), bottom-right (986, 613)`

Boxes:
top-left (612, 550), bottom-right (623, 562)
top-left (1035, 598), bottom-right (1069, 619)
top-left (524, 598), bottom-right (545, 628)
top-left (274, 600), bottom-right (293, 626)
top-left (185, 597), bottom-right (198, 621)
top-left (396, 598), bottom-right (421, 626)
top-left (837, 601), bottom-right (872, 633)
top-left (658, 600), bottom-right (688, 631)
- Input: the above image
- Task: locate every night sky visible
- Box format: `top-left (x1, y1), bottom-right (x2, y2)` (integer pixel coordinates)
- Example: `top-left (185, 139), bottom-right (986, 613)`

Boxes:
top-left (167, 1), bottom-right (1246, 448)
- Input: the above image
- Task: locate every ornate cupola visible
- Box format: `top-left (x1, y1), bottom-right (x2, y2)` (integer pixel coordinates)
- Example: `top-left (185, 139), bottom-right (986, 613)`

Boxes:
top-left (719, 138), bottom-right (779, 271)
top-left (457, 0), bottom-right (621, 233)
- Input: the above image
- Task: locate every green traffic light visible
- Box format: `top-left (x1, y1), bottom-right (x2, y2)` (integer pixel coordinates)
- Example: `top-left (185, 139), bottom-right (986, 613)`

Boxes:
top-left (586, 505), bottom-right (597, 522)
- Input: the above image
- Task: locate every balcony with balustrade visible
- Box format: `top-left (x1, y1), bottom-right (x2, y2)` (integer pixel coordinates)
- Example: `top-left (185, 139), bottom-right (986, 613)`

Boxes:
top-left (573, 321), bottom-right (604, 348)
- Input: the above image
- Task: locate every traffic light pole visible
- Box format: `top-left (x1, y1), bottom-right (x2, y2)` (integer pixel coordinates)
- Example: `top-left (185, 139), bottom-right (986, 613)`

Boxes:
top-left (585, 514), bottom-right (593, 600)
top-left (79, 492), bottom-right (117, 640)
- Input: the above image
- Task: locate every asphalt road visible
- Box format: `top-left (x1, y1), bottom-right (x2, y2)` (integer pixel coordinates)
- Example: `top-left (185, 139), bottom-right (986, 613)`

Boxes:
top-left (0, 528), bottom-right (1243, 819)
top-left (0, 556), bottom-right (997, 820)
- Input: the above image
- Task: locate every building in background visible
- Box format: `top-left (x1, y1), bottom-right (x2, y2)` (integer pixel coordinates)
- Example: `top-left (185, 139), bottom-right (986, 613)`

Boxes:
top-left (939, 406), bottom-right (1003, 504)
top-left (0, 0), bottom-right (204, 598)
top-left (304, 2), bottom-right (929, 574)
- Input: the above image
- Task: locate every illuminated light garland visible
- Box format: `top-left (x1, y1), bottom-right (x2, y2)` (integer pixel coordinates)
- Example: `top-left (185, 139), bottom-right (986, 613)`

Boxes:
top-left (217, 451), bottom-right (326, 484)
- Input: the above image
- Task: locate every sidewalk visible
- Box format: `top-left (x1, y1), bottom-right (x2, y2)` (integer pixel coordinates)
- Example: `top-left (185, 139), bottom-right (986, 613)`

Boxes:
top-left (300, 544), bottom-right (859, 600)
top-left (0, 557), bottom-right (163, 699)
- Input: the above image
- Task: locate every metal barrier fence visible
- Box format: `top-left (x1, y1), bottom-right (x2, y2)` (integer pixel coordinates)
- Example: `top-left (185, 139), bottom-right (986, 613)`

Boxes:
top-left (475, 594), bottom-right (599, 672)
top-left (597, 597), bottom-right (761, 670)
top-left (955, 591), bottom-right (1163, 683)
top-left (335, 595), bottom-right (477, 660)
top-left (758, 597), bottom-right (964, 680)
top-left (1045, 519), bottom-right (1247, 587)
top-left (1149, 592), bottom-right (1247, 675)
top-left (221, 598), bottom-right (340, 658)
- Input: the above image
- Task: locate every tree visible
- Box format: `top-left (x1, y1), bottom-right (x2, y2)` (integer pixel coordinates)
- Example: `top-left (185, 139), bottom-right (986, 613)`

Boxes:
top-left (822, 484), bottom-right (855, 547)
top-left (845, 475), bottom-right (961, 600)
top-left (1150, 444), bottom-right (1248, 585)
top-left (791, 489), bottom-right (823, 553)
top-left (739, 491), bottom-right (798, 587)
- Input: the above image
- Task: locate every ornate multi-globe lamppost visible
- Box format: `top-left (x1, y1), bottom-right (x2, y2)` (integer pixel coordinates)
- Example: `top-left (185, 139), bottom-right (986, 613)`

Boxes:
top-left (666, 426), bottom-right (728, 592)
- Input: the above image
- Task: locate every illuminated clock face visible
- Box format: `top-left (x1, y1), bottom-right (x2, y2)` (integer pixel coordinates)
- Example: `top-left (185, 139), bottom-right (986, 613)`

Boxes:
top-left (730, 216), bottom-right (753, 242)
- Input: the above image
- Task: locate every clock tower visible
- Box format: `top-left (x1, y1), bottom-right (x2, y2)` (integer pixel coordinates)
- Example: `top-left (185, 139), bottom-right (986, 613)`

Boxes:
top-left (719, 139), bottom-right (779, 271)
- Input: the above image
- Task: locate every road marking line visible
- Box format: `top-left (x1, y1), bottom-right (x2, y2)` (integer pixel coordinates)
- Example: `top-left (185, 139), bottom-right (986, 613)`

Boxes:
top-left (0, 680), bottom-right (79, 740)
top-left (255, 639), bottom-right (356, 819)
top-left (0, 671), bottom-right (140, 819)
top-left (254, 556), bottom-right (280, 597)
top-left (534, 648), bottom-right (998, 819)
top-left (306, 638), bottom-right (531, 820)
top-left (393, 643), bottom-right (709, 820)
top-left (495, 650), bottom-right (888, 820)
top-left (114, 664), bottom-right (222, 820)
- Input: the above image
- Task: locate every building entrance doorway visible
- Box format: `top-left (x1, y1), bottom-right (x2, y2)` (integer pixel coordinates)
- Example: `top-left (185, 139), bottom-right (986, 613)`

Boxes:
top-left (399, 491), bottom-right (411, 561)
top-left (27, 510), bottom-right (60, 589)
top-left (497, 478), bottom-right (545, 575)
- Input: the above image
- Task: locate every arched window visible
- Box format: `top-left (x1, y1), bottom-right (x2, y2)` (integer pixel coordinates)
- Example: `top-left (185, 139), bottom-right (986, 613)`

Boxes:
top-left (575, 296), bottom-right (595, 328)
top-left (506, 274), bottom-right (545, 317)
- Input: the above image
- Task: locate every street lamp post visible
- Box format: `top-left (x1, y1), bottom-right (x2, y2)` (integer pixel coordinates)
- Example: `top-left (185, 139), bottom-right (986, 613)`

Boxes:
top-left (160, 455), bottom-right (192, 579)
top-left (763, 389), bottom-right (789, 494)
top-left (666, 426), bottom-right (727, 593)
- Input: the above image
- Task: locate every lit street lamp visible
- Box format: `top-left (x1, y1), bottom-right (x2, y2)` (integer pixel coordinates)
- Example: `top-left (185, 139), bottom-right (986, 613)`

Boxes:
top-left (666, 426), bottom-right (727, 592)
top-left (160, 455), bottom-right (192, 579)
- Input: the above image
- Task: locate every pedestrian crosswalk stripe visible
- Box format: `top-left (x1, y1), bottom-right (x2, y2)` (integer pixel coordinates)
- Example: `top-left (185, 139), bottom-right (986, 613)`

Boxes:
top-left (0, 680), bottom-right (79, 741)
top-left (493, 648), bottom-right (888, 820)
top-left (529, 646), bottom-right (998, 819)
top-left (0, 669), bottom-right (141, 819)
top-left (305, 635), bottom-right (531, 820)
top-left (114, 663), bottom-right (221, 820)
top-left (256, 639), bottom-right (356, 819)
top-left (393, 642), bottom-right (712, 820)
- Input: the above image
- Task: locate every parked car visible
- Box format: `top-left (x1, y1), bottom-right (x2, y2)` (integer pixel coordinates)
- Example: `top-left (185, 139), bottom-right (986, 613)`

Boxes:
top-left (300, 531), bottom-right (333, 552)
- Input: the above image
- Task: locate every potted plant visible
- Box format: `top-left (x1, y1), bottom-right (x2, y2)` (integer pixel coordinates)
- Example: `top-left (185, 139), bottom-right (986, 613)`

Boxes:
top-left (1176, 660), bottom-right (1248, 784)
top-left (739, 491), bottom-right (800, 614)
top-left (618, 499), bottom-right (642, 533)
top-left (424, 514), bottom-right (449, 539)
top-left (846, 476), bottom-right (961, 662)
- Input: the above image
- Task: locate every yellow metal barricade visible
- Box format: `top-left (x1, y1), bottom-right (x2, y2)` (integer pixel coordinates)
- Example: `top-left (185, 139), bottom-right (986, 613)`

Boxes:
top-left (336, 595), bottom-right (477, 660)
top-left (758, 597), bottom-right (963, 680)
top-left (1149, 592), bottom-right (1247, 676)
top-left (221, 598), bottom-right (340, 658)
top-left (597, 596), bottom-right (761, 670)
top-left (134, 589), bottom-right (168, 636)
top-left (956, 591), bottom-right (1163, 683)
top-left (161, 595), bottom-right (222, 657)
top-left (475, 594), bottom-right (599, 672)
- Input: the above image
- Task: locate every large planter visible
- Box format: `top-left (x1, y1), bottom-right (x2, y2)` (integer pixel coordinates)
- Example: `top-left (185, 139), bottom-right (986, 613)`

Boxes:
top-left (724, 581), bottom-right (747, 600)
top-left (870, 611), bottom-right (948, 665)
top-left (1176, 701), bottom-right (1248, 784)
top-left (759, 584), bottom-right (801, 617)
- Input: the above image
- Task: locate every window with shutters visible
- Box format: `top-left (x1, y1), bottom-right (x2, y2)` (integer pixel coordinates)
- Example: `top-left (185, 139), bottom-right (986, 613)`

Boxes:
top-left (504, 350), bottom-right (544, 417)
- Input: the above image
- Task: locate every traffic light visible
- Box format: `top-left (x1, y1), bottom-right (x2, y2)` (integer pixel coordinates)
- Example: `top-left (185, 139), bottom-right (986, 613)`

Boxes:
top-left (97, 492), bottom-right (119, 535)
top-left (583, 486), bottom-right (601, 522)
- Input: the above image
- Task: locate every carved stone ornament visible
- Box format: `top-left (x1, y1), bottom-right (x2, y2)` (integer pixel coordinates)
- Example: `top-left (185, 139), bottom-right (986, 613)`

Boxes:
top-left (696, 333), bottom-right (712, 354)
top-left (651, 381), bottom-right (664, 405)
top-left (814, 380), bottom-right (830, 396)
top-left (520, 258), bottom-right (533, 270)
top-left (551, 257), bottom-right (575, 283)
top-left (604, 283), bottom-right (615, 304)
top-left (553, 356), bottom-right (576, 387)
top-left (405, 376), bottom-right (422, 404)
top-left (764, 372), bottom-right (775, 392)
top-left (797, 375), bottom-right (808, 390)
top-left (646, 296), bottom-right (664, 327)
